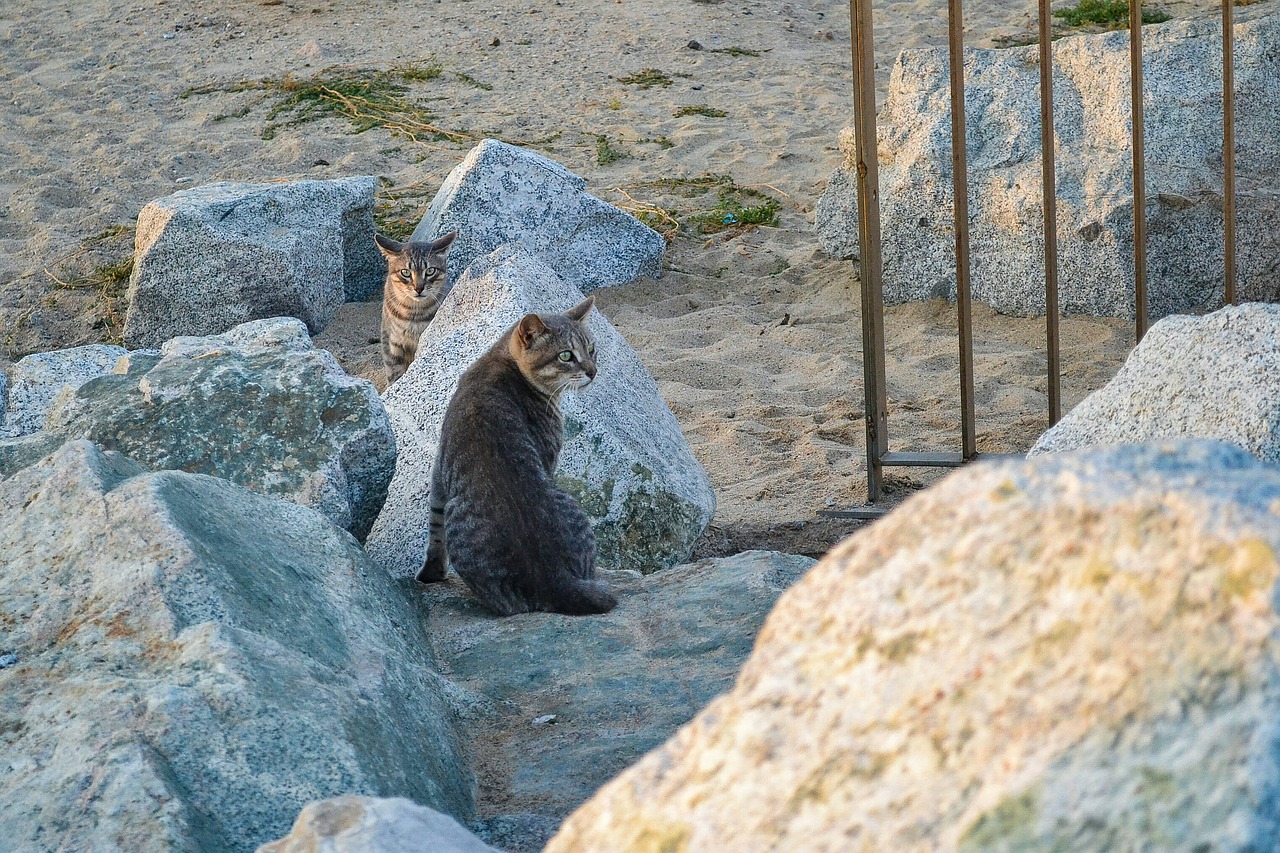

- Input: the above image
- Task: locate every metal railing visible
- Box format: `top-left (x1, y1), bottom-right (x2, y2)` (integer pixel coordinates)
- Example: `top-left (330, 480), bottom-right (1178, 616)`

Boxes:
top-left (824, 0), bottom-right (1239, 520)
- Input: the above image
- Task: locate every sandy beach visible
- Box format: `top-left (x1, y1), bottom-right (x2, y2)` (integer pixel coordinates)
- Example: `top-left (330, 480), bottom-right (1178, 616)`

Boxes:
top-left (0, 0), bottom-right (1261, 557)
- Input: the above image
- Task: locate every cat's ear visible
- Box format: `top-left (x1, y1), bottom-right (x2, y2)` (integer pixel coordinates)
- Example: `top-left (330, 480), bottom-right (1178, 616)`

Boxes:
top-left (432, 230), bottom-right (458, 253)
top-left (564, 295), bottom-right (595, 322)
top-left (516, 313), bottom-right (548, 346)
top-left (374, 233), bottom-right (405, 257)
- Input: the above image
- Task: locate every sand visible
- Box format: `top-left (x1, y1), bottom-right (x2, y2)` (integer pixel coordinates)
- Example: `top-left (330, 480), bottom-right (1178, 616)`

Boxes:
top-left (0, 0), bottom-right (1259, 556)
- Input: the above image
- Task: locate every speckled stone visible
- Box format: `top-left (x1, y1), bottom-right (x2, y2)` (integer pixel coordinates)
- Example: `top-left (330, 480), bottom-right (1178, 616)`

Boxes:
top-left (4, 318), bottom-right (394, 541)
top-left (0, 344), bottom-right (126, 439)
top-left (816, 14), bottom-right (1280, 318)
top-left (411, 139), bottom-right (664, 294)
top-left (1031, 303), bottom-right (1280, 462)
top-left (124, 176), bottom-right (383, 348)
top-left (365, 244), bottom-right (714, 579)
top-left (261, 797), bottom-right (498, 853)
top-left (0, 441), bottom-right (473, 853)
top-left (550, 441), bottom-right (1280, 852)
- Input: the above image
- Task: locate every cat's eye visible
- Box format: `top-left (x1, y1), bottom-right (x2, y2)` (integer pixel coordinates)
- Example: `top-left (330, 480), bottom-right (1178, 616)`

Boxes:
top-left (557, 351), bottom-right (574, 363)
top-left (399, 269), bottom-right (412, 281)
top-left (426, 266), bottom-right (439, 276)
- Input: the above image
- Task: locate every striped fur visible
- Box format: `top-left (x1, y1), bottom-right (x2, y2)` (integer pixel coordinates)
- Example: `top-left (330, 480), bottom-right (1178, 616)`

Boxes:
top-left (376, 230), bottom-right (457, 384)
top-left (417, 296), bottom-right (617, 616)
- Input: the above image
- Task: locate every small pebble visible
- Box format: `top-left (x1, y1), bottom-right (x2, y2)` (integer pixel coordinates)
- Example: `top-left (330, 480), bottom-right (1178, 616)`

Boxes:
top-left (489, 36), bottom-right (501, 46)
top-left (312, 158), bottom-right (330, 167)
top-left (687, 39), bottom-right (702, 50)
top-left (532, 714), bottom-right (558, 726)
top-left (0, 653), bottom-right (17, 669)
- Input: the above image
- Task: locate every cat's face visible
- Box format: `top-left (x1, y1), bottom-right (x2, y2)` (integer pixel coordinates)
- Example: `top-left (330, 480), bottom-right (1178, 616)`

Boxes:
top-left (375, 231), bottom-right (457, 299)
top-left (510, 296), bottom-right (598, 399)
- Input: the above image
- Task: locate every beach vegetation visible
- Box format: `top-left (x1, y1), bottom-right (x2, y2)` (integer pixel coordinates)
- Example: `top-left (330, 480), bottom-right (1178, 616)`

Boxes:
top-left (1053, 0), bottom-right (1171, 28)
top-left (674, 105), bottom-right (727, 118)
top-left (617, 68), bottom-right (673, 89)
top-left (595, 135), bottom-right (630, 165)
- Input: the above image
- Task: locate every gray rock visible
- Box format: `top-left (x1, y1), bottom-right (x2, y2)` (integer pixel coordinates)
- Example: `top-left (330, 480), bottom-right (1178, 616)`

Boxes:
top-left (411, 139), bottom-right (665, 294)
top-left (0, 364), bottom-right (7, 427)
top-left (817, 15), bottom-right (1280, 318)
top-left (550, 441), bottom-right (1280, 852)
top-left (0, 344), bottom-right (126, 438)
top-left (1031, 303), bottom-right (1280, 461)
top-left (366, 244), bottom-right (714, 579)
top-left (124, 176), bottom-right (383, 348)
top-left (0, 440), bottom-right (473, 853)
top-left (425, 550), bottom-right (815, 823)
top-left (260, 797), bottom-right (499, 853)
top-left (469, 814), bottom-right (562, 853)
top-left (3, 319), bottom-right (394, 541)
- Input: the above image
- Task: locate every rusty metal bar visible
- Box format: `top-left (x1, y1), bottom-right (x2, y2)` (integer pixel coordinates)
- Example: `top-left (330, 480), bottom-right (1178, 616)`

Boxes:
top-left (949, 0), bottom-right (977, 459)
top-left (850, 0), bottom-right (888, 502)
top-left (1131, 0), bottom-right (1149, 340)
top-left (1223, 0), bottom-right (1237, 305)
top-left (1039, 0), bottom-right (1061, 425)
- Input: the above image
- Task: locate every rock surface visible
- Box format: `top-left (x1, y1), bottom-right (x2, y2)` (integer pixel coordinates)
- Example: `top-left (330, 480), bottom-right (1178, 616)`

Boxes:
top-left (124, 176), bottom-right (383, 348)
top-left (1031, 303), bottom-right (1280, 462)
top-left (0, 319), bottom-right (394, 541)
top-left (411, 139), bottom-right (664, 294)
top-left (549, 442), bottom-right (1280, 852)
top-left (260, 797), bottom-right (499, 853)
top-left (0, 343), bottom-right (125, 438)
top-left (424, 550), bottom-right (815, 824)
top-left (817, 15), bottom-right (1280, 318)
top-left (0, 441), bottom-right (473, 853)
top-left (367, 244), bottom-right (714, 579)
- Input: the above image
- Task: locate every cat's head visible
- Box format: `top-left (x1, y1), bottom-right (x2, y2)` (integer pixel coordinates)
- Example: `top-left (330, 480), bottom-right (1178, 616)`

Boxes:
top-left (375, 230), bottom-right (458, 299)
top-left (509, 296), bottom-right (598, 400)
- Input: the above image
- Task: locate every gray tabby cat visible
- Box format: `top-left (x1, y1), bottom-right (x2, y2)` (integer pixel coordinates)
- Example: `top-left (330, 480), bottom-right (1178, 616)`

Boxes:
top-left (375, 230), bottom-right (457, 384)
top-left (417, 296), bottom-right (618, 616)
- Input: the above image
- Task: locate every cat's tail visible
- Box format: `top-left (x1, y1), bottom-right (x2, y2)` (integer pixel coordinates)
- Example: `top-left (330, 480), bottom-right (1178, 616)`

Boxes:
top-left (549, 578), bottom-right (618, 616)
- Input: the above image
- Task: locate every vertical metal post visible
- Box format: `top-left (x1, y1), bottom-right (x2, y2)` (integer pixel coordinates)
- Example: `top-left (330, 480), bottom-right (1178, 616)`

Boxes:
top-left (1223, 0), bottom-right (1237, 306)
top-left (850, 0), bottom-right (888, 500)
top-left (948, 0), bottom-right (976, 459)
top-left (1131, 0), bottom-right (1149, 340)
top-left (1039, 0), bottom-right (1060, 425)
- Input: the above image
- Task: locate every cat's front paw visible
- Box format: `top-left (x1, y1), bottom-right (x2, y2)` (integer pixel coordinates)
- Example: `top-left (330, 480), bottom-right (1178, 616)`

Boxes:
top-left (417, 553), bottom-right (447, 583)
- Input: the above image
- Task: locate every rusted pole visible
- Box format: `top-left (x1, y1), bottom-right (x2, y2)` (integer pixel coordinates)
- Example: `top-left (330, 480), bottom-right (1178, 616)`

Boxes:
top-left (849, 0), bottom-right (888, 501)
top-left (1039, 0), bottom-right (1060, 425)
top-left (1223, 0), bottom-right (1237, 306)
top-left (948, 0), bottom-right (977, 460)
top-left (1131, 0), bottom-right (1149, 340)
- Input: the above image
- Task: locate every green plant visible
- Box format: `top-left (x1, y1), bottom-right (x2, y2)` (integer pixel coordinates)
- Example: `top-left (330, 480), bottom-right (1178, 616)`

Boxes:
top-left (606, 95), bottom-right (623, 111)
top-left (617, 68), bottom-right (673, 89)
top-left (612, 174), bottom-right (782, 239)
top-left (674, 104), bottom-right (727, 118)
top-left (710, 46), bottom-right (763, 57)
top-left (595, 135), bottom-right (629, 165)
top-left (1053, 0), bottom-right (1170, 28)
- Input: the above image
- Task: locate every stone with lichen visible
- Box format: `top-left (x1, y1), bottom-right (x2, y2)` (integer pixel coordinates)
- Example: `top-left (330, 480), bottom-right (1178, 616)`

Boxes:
top-left (549, 441), bottom-right (1280, 852)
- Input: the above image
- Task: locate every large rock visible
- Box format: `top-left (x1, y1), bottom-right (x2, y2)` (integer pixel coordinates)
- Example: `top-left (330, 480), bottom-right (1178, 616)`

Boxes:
top-left (260, 797), bottom-right (499, 853)
top-left (817, 14), bottom-right (1280, 318)
top-left (411, 139), bottom-right (664, 294)
top-left (425, 551), bottom-right (815, 827)
top-left (550, 441), bottom-right (1280, 851)
top-left (366, 244), bottom-right (714, 579)
top-left (124, 176), bottom-right (383, 348)
top-left (0, 344), bottom-right (126, 438)
top-left (1031, 302), bottom-right (1280, 462)
top-left (1, 319), bottom-right (394, 541)
top-left (0, 441), bottom-right (473, 853)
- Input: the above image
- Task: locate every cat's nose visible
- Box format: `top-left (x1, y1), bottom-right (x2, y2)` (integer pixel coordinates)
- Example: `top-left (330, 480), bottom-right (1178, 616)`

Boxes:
top-left (585, 364), bottom-right (596, 381)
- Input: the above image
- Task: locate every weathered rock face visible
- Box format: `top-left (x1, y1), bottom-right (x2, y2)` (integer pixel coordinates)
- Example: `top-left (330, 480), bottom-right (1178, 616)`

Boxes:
top-left (424, 551), bottom-right (815, 825)
top-left (0, 344), bottom-right (126, 438)
top-left (817, 14), bottom-right (1280, 318)
top-left (411, 139), bottom-right (665, 294)
top-left (124, 176), bottom-right (383, 348)
top-left (0, 441), bottom-right (473, 853)
top-left (1031, 303), bottom-right (1280, 462)
top-left (0, 319), bottom-right (395, 541)
top-left (366, 244), bottom-right (714, 579)
top-left (549, 442), bottom-right (1280, 852)
top-left (260, 797), bottom-right (499, 853)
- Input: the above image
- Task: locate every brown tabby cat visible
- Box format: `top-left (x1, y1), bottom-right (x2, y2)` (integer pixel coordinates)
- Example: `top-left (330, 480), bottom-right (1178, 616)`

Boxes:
top-left (375, 230), bottom-right (457, 384)
top-left (417, 296), bottom-right (617, 617)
